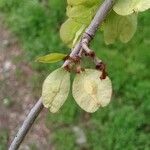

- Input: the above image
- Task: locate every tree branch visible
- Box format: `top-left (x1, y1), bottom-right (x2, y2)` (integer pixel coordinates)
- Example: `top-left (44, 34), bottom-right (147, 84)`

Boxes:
top-left (9, 0), bottom-right (115, 149)
top-left (9, 98), bottom-right (44, 150)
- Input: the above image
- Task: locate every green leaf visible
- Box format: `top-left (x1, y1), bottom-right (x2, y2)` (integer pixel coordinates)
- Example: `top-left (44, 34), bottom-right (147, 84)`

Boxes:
top-left (103, 11), bottom-right (137, 44)
top-left (35, 53), bottom-right (67, 63)
top-left (113, 0), bottom-right (150, 16)
top-left (119, 14), bottom-right (137, 43)
top-left (67, 0), bottom-right (100, 7)
top-left (66, 5), bottom-right (99, 24)
top-left (60, 0), bottom-right (103, 47)
top-left (72, 25), bottom-right (86, 46)
top-left (72, 69), bottom-right (112, 113)
top-left (42, 68), bottom-right (70, 113)
top-left (60, 18), bottom-right (83, 48)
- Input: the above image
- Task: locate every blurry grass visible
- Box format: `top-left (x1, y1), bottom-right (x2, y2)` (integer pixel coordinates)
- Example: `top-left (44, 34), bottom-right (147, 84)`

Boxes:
top-left (0, 0), bottom-right (150, 149)
top-left (0, 129), bottom-right (8, 150)
top-left (51, 128), bottom-right (76, 150)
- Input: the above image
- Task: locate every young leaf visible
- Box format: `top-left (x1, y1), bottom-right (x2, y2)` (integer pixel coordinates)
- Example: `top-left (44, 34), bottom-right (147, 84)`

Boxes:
top-left (66, 5), bottom-right (99, 24)
top-left (42, 68), bottom-right (70, 113)
top-left (73, 25), bottom-right (86, 46)
top-left (119, 14), bottom-right (137, 43)
top-left (67, 0), bottom-right (100, 7)
top-left (35, 53), bottom-right (67, 63)
top-left (103, 12), bottom-right (137, 44)
top-left (59, 0), bottom-right (103, 47)
top-left (72, 69), bottom-right (112, 113)
top-left (60, 18), bottom-right (83, 47)
top-left (113, 0), bottom-right (150, 16)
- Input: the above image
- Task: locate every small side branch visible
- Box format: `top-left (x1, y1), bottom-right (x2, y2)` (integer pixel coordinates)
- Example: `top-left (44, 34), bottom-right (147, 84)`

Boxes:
top-left (9, 98), bottom-right (44, 150)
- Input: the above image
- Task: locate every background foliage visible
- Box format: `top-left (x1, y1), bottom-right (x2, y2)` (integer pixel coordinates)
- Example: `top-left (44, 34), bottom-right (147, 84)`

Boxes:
top-left (0, 0), bottom-right (150, 149)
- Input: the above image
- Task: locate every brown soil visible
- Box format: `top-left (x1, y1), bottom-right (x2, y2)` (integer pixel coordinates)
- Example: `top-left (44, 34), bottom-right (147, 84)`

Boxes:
top-left (0, 20), bottom-right (53, 149)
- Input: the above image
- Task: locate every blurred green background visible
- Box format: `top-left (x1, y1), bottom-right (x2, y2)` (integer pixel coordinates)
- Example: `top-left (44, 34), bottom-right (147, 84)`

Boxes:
top-left (0, 0), bottom-right (150, 149)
